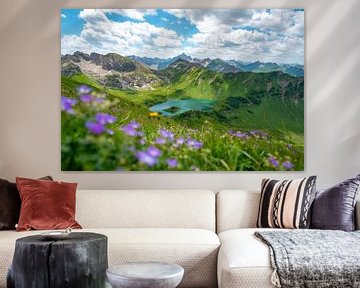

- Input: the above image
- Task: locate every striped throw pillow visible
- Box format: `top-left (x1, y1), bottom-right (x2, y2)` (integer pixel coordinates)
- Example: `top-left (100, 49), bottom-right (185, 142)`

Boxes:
top-left (257, 176), bottom-right (317, 229)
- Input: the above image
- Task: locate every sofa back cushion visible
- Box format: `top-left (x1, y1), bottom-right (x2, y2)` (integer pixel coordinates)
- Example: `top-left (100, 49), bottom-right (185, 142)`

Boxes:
top-left (217, 190), bottom-right (360, 233)
top-left (216, 190), bottom-right (260, 233)
top-left (76, 190), bottom-right (216, 231)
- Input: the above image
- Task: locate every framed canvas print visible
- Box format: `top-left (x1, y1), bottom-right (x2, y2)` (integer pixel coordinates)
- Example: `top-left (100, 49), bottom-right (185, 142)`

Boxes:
top-left (61, 9), bottom-right (304, 171)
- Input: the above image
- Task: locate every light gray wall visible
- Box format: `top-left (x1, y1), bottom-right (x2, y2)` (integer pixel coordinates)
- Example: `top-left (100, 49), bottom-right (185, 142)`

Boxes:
top-left (0, 0), bottom-right (359, 190)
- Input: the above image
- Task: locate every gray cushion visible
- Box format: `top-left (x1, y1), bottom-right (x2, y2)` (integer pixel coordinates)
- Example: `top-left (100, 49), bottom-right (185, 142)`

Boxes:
top-left (311, 174), bottom-right (360, 231)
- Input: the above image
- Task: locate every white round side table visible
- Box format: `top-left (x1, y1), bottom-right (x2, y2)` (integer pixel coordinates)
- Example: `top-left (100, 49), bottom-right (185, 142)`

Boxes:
top-left (106, 262), bottom-right (184, 288)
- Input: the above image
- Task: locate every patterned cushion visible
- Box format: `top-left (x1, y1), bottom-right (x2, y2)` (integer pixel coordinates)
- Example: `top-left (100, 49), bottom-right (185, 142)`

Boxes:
top-left (257, 176), bottom-right (317, 229)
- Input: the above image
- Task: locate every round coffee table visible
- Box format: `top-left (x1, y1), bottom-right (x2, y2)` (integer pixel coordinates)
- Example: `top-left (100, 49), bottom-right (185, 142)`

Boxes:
top-left (106, 262), bottom-right (184, 288)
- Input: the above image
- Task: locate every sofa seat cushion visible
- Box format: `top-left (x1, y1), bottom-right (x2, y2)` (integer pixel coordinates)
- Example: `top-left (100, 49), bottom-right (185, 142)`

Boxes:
top-left (0, 228), bottom-right (220, 288)
top-left (102, 228), bottom-right (220, 288)
top-left (218, 228), bottom-right (282, 288)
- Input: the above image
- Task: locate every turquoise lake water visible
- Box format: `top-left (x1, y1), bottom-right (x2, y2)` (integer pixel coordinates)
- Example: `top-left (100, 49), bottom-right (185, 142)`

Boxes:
top-left (149, 99), bottom-right (215, 116)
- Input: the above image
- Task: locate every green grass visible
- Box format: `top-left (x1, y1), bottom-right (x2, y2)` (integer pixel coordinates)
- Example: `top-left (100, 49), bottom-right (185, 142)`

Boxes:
top-left (61, 68), bottom-right (304, 171)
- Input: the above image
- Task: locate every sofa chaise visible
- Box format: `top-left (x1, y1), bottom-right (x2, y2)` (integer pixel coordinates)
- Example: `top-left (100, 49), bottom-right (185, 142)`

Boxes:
top-left (0, 189), bottom-right (359, 288)
top-left (216, 190), bottom-right (360, 288)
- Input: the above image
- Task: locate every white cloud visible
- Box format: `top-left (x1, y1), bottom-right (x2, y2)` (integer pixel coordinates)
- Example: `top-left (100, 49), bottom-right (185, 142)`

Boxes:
top-left (61, 13), bottom-right (66, 18)
top-left (168, 9), bottom-right (304, 64)
top-left (79, 9), bottom-right (109, 24)
top-left (62, 9), bottom-right (304, 64)
top-left (62, 9), bottom-right (183, 58)
top-left (102, 9), bottom-right (157, 21)
top-left (61, 35), bottom-right (95, 54)
top-left (165, 9), bottom-right (254, 30)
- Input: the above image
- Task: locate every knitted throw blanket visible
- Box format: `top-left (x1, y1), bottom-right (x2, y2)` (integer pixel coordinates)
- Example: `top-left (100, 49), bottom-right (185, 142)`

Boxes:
top-left (255, 230), bottom-right (360, 288)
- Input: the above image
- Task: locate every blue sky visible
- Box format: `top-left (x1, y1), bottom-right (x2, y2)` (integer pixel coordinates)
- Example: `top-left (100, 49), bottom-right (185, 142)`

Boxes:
top-left (61, 9), bottom-right (83, 36)
top-left (61, 9), bottom-right (304, 64)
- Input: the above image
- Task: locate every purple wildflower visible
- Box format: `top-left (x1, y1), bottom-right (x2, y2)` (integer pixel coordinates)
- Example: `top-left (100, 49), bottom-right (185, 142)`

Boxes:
top-left (155, 138), bottom-right (166, 145)
top-left (193, 141), bottom-right (203, 149)
top-left (283, 161), bottom-right (294, 170)
top-left (61, 96), bottom-right (77, 114)
top-left (77, 85), bottom-right (92, 94)
top-left (139, 138), bottom-right (146, 145)
top-left (228, 130), bottom-right (248, 139)
top-left (236, 131), bottom-right (248, 139)
top-left (95, 98), bottom-right (105, 103)
top-left (79, 94), bottom-right (93, 103)
top-left (159, 128), bottom-right (174, 140)
top-left (96, 113), bottom-right (117, 125)
top-left (128, 121), bottom-right (141, 129)
top-left (121, 126), bottom-right (138, 136)
top-left (186, 138), bottom-right (203, 149)
top-left (136, 151), bottom-right (157, 167)
top-left (147, 146), bottom-right (162, 157)
top-left (186, 139), bottom-right (195, 147)
top-left (86, 121), bottom-right (105, 135)
top-left (167, 158), bottom-right (178, 168)
top-left (173, 137), bottom-right (185, 148)
top-left (106, 129), bottom-right (114, 135)
top-left (268, 156), bottom-right (279, 167)
top-left (121, 121), bottom-right (142, 137)
top-left (176, 137), bottom-right (185, 145)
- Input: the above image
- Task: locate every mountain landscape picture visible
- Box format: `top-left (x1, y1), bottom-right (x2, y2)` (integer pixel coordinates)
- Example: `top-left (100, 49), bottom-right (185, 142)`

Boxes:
top-left (61, 9), bottom-right (304, 171)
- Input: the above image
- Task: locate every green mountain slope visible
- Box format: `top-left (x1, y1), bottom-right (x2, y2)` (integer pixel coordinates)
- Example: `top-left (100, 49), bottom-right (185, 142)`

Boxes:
top-left (61, 58), bottom-right (304, 143)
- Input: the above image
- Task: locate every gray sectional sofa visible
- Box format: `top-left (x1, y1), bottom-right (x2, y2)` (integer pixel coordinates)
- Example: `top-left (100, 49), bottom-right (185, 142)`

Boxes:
top-left (0, 189), bottom-right (359, 288)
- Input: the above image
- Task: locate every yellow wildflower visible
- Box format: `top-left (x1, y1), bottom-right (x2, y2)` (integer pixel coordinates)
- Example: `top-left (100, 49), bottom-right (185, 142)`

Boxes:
top-left (149, 112), bottom-right (159, 117)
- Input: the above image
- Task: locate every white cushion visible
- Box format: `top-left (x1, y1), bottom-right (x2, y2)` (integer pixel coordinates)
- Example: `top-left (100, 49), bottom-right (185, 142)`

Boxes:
top-left (216, 190), bottom-right (260, 233)
top-left (217, 228), bottom-right (278, 288)
top-left (76, 190), bottom-right (216, 231)
top-left (0, 228), bottom-right (220, 288)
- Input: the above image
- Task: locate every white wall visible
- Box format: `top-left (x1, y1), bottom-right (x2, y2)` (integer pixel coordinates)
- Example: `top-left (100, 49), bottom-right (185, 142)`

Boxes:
top-left (0, 0), bottom-right (359, 190)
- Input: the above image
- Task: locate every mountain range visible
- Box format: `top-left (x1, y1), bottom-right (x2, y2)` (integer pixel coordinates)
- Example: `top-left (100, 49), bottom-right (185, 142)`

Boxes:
top-left (61, 51), bottom-right (304, 110)
top-left (61, 51), bottom-right (304, 140)
top-left (61, 51), bottom-right (304, 91)
top-left (128, 53), bottom-right (304, 77)
top-left (62, 51), bottom-right (303, 79)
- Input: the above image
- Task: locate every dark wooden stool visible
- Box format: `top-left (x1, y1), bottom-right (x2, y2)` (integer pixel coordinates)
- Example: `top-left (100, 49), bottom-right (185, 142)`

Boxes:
top-left (7, 232), bottom-right (108, 288)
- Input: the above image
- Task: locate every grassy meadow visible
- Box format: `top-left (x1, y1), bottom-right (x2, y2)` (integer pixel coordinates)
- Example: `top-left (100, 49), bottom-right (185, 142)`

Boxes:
top-left (61, 63), bottom-right (304, 171)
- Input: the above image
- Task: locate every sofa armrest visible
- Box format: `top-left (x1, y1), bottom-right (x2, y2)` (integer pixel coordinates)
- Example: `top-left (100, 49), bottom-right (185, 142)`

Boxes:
top-left (356, 200), bottom-right (360, 230)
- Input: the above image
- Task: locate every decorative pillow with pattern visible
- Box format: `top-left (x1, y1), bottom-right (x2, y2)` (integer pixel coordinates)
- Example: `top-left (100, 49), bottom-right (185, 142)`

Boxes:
top-left (257, 176), bottom-right (317, 229)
